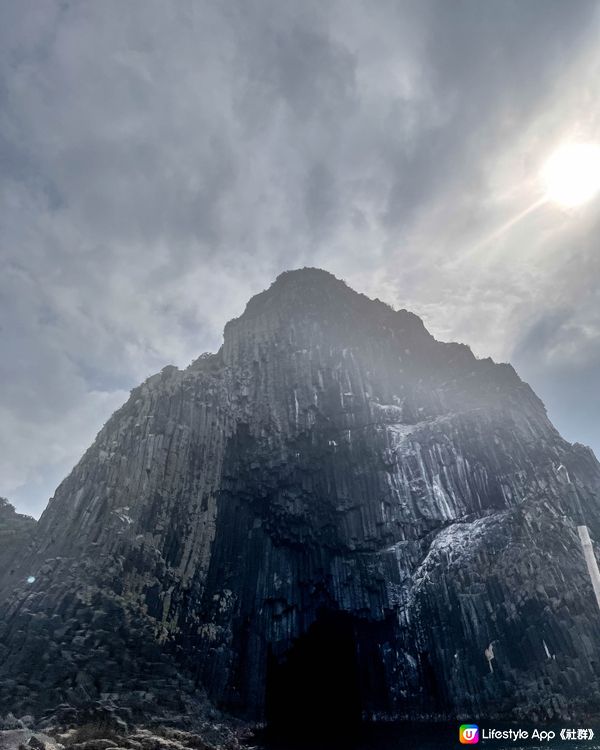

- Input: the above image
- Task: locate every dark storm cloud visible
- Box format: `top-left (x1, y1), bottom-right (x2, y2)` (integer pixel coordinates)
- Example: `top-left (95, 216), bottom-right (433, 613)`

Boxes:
top-left (1, 0), bottom-right (599, 515)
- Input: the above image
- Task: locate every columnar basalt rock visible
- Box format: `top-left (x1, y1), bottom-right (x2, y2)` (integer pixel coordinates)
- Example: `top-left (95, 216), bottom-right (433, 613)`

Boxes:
top-left (2, 268), bottom-right (600, 723)
top-left (0, 499), bottom-right (36, 583)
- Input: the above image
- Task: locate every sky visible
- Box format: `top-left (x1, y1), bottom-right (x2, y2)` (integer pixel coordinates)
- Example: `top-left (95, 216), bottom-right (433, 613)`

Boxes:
top-left (1, 0), bottom-right (600, 518)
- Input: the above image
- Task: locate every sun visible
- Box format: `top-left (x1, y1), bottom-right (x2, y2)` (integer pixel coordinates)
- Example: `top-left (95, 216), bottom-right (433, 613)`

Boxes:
top-left (541, 142), bottom-right (600, 208)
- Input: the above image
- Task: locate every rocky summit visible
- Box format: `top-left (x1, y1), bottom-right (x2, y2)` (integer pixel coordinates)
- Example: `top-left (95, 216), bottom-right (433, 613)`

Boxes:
top-left (2, 268), bottom-right (600, 730)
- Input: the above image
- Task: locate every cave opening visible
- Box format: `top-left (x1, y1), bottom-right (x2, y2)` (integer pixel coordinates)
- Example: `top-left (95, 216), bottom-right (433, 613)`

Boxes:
top-left (265, 610), bottom-right (362, 737)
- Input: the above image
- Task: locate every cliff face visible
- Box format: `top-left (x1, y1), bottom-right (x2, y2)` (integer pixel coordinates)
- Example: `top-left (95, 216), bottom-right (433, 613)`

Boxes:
top-left (2, 268), bottom-right (600, 724)
top-left (0, 499), bottom-right (36, 582)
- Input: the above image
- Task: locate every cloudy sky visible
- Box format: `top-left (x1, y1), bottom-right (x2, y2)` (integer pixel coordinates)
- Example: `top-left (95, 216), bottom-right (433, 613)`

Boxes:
top-left (1, 0), bottom-right (600, 517)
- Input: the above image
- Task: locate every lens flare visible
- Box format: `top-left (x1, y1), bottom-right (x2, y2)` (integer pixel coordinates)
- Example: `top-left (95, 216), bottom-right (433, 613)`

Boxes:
top-left (542, 142), bottom-right (600, 207)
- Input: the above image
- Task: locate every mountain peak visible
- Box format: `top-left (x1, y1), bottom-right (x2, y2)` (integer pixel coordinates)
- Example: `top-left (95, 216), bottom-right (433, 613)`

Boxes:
top-left (3, 264), bottom-right (600, 727)
top-left (273, 266), bottom-right (341, 284)
top-left (242, 267), bottom-right (360, 314)
top-left (224, 266), bottom-right (428, 344)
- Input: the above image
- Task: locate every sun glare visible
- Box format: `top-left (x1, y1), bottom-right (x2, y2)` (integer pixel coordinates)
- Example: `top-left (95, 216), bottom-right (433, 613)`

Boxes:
top-left (542, 142), bottom-right (600, 208)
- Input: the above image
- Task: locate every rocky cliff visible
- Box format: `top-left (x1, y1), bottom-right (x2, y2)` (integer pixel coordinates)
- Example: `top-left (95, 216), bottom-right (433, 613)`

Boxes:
top-left (2, 268), bottom-right (600, 726)
top-left (0, 499), bottom-right (36, 584)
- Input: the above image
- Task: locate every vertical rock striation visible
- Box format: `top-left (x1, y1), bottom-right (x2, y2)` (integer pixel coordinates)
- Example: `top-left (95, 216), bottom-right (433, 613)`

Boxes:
top-left (0, 499), bottom-right (36, 583)
top-left (2, 268), bottom-right (600, 723)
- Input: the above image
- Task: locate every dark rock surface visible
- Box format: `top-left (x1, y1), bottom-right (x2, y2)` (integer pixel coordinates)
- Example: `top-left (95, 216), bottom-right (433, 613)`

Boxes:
top-left (0, 499), bottom-right (36, 582)
top-left (0, 712), bottom-right (244, 750)
top-left (2, 268), bottom-right (600, 725)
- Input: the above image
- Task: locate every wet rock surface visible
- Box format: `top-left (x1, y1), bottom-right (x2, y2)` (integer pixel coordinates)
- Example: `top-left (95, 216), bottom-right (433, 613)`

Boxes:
top-left (2, 268), bottom-right (600, 727)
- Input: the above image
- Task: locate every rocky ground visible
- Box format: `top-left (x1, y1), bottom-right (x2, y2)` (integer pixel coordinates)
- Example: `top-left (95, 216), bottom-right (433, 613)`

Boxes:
top-left (0, 705), bottom-right (252, 750)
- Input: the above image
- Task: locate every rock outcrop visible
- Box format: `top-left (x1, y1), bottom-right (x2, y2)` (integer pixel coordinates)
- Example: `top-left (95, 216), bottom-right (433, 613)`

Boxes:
top-left (0, 499), bottom-right (36, 583)
top-left (2, 268), bottom-right (600, 725)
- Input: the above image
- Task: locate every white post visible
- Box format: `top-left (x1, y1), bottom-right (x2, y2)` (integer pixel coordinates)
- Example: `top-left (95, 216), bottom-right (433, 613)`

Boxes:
top-left (578, 525), bottom-right (600, 611)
